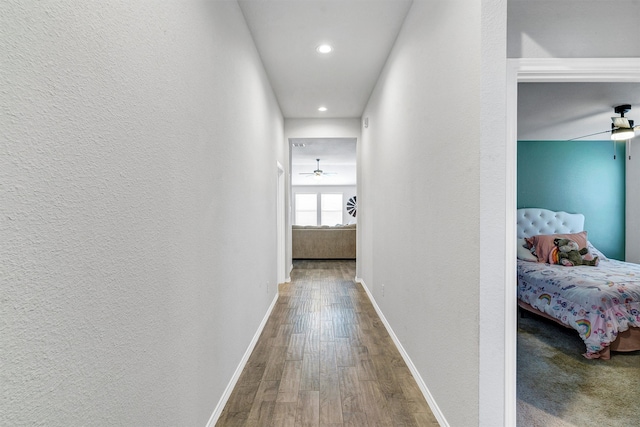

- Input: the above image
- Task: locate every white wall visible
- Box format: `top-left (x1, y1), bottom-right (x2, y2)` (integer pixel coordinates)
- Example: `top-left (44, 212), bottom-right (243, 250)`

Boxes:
top-left (1, 2), bottom-right (283, 425)
top-left (285, 118), bottom-right (362, 139)
top-left (508, 1), bottom-right (640, 59)
top-left (360, 1), bottom-right (507, 426)
top-left (628, 152), bottom-right (640, 263)
top-left (361, 1), bottom-right (482, 425)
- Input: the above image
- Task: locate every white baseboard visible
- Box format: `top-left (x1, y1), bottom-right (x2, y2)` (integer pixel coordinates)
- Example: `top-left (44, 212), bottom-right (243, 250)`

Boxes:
top-left (206, 292), bottom-right (279, 427)
top-left (355, 277), bottom-right (450, 427)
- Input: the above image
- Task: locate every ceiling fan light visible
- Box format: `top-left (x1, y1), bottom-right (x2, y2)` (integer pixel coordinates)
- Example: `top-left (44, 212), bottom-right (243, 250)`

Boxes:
top-left (316, 44), bottom-right (333, 54)
top-left (611, 127), bottom-right (635, 141)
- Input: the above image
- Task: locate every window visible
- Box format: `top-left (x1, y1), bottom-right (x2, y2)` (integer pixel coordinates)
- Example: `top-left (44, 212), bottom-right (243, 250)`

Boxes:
top-left (294, 193), bottom-right (317, 225)
top-left (321, 193), bottom-right (343, 225)
top-left (294, 192), bottom-right (345, 225)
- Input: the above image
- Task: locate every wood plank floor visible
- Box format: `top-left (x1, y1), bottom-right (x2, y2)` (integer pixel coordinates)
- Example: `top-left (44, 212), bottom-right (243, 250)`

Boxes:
top-left (216, 260), bottom-right (439, 427)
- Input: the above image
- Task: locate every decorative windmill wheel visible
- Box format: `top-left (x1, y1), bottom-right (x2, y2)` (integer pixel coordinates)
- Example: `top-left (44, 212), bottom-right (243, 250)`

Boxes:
top-left (346, 196), bottom-right (357, 217)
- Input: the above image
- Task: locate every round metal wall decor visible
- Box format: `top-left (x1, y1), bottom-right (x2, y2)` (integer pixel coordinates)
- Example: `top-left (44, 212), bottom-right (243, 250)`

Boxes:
top-left (346, 196), bottom-right (357, 217)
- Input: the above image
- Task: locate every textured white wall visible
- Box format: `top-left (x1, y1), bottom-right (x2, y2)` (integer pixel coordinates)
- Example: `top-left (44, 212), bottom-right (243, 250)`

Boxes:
top-left (285, 119), bottom-right (362, 139)
top-left (508, 0), bottom-right (640, 58)
top-left (360, 1), bottom-right (506, 426)
top-left (479, 1), bottom-right (508, 425)
top-left (628, 153), bottom-right (640, 263)
top-left (361, 1), bottom-right (481, 425)
top-left (1, 1), bottom-right (283, 425)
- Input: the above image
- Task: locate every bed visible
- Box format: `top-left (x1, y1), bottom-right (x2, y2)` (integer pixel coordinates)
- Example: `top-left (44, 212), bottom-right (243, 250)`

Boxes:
top-left (517, 208), bottom-right (640, 359)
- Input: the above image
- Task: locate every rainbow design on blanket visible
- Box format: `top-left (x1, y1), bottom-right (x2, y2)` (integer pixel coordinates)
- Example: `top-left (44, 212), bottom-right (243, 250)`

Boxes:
top-left (538, 294), bottom-right (552, 305)
top-left (576, 319), bottom-right (592, 338)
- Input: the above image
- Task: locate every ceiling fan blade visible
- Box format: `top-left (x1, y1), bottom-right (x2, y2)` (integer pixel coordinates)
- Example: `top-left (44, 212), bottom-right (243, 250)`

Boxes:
top-left (612, 117), bottom-right (631, 128)
top-left (298, 159), bottom-right (338, 176)
top-left (568, 129), bottom-right (612, 141)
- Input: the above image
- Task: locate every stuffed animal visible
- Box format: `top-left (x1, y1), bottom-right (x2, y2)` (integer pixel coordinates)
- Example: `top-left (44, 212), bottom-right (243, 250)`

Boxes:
top-left (553, 238), bottom-right (599, 267)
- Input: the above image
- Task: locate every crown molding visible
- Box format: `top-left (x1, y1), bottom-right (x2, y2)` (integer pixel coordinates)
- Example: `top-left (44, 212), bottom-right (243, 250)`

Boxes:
top-left (509, 57), bottom-right (640, 82)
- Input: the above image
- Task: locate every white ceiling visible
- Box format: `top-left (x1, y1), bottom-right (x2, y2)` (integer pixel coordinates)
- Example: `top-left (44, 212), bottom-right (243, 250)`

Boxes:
top-left (238, 1), bottom-right (640, 179)
top-left (518, 83), bottom-right (640, 141)
top-left (290, 138), bottom-right (357, 186)
top-left (238, 0), bottom-right (413, 119)
top-left (238, 0), bottom-right (412, 186)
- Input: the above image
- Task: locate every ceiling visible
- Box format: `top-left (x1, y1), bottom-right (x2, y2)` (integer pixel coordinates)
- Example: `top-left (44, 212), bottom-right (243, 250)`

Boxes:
top-left (237, 2), bottom-right (640, 180)
top-left (238, 0), bottom-right (412, 186)
top-left (290, 138), bottom-right (357, 186)
top-left (518, 83), bottom-right (640, 141)
top-left (238, 0), bottom-right (413, 119)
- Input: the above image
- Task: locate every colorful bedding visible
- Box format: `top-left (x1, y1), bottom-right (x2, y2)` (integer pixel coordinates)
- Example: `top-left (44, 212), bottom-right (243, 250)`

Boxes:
top-left (517, 258), bottom-right (640, 359)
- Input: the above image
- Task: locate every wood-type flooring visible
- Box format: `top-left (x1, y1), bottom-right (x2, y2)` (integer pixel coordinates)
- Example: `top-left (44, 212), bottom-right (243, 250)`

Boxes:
top-left (216, 260), bottom-right (439, 427)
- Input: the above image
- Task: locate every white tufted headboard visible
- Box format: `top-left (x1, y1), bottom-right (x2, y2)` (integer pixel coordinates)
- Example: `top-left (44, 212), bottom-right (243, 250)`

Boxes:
top-left (517, 208), bottom-right (585, 238)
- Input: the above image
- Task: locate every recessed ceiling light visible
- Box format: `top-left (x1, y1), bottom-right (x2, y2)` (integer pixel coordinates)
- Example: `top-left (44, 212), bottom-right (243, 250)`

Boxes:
top-left (316, 44), bottom-right (333, 54)
top-left (318, 106), bottom-right (327, 112)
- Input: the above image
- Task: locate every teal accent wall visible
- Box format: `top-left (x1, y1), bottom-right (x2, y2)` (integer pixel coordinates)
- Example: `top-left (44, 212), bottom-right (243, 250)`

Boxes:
top-left (517, 140), bottom-right (625, 260)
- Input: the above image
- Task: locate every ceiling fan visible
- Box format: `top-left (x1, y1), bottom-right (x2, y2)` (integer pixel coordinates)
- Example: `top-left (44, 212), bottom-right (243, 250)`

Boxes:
top-left (610, 104), bottom-right (639, 140)
top-left (299, 158), bottom-right (337, 179)
top-left (571, 104), bottom-right (640, 141)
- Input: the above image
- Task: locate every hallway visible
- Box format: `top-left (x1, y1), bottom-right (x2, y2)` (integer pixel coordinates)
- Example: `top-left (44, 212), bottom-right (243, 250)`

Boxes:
top-left (217, 260), bottom-right (438, 426)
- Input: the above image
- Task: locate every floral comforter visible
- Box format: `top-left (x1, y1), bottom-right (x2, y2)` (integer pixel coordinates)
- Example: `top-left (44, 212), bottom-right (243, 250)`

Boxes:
top-left (517, 258), bottom-right (640, 358)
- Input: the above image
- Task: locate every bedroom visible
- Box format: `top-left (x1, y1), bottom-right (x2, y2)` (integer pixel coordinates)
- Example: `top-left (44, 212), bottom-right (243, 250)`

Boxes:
top-left (516, 82), bottom-right (640, 425)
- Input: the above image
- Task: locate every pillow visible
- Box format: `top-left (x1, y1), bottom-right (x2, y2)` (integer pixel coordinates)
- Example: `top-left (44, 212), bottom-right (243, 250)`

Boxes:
top-left (525, 231), bottom-right (590, 263)
top-left (517, 238), bottom-right (538, 262)
top-left (588, 241), bottom-right (608, 261)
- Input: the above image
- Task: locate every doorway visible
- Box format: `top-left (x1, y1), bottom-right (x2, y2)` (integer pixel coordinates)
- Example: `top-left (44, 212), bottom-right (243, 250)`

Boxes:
top-left (505, 57), bottom-right (640, 425)
top-left (290, 138), bottom-right (357, 228)
top-left (277, 161), bottom-right (286, 284)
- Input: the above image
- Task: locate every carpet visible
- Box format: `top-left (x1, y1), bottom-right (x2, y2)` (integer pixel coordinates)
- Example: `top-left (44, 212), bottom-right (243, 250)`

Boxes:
top-left (517, 313), bottom-right (640, 427)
